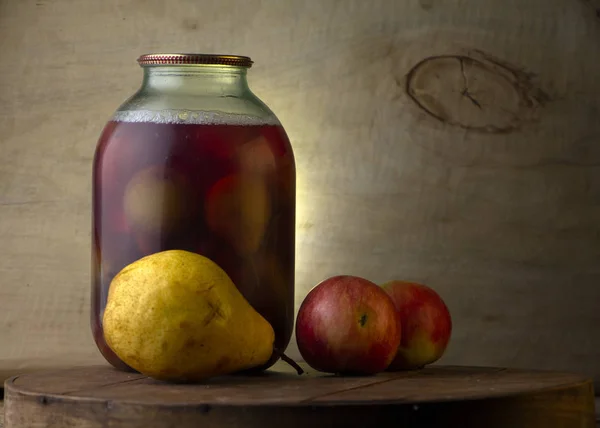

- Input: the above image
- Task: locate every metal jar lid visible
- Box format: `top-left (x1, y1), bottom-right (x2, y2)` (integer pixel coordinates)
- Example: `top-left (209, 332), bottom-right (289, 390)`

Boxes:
top-left (137, 53), bottom-right (253, 68)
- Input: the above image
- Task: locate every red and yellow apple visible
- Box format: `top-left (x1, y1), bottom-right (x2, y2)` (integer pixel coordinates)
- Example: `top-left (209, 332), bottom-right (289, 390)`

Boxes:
top-left (295, 275), bottom-right (401, 375)
top-left (381, 280), bottom-right (452, 370)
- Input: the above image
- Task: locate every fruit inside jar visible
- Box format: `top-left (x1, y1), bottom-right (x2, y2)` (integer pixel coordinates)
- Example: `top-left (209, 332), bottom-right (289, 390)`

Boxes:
top-left (91, 110), bottom-right (296, 371)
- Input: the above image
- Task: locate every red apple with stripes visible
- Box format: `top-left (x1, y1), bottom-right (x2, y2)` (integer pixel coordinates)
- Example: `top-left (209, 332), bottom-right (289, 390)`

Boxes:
top-left (295, 275), bottom-right (401, 375)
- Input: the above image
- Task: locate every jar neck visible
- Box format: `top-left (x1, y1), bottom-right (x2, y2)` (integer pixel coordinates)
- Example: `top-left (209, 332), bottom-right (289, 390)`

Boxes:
top-left (141, 65), bottom-right (250, 97)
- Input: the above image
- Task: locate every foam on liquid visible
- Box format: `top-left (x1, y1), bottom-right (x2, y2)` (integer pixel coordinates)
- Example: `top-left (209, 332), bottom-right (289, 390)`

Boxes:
top-left (112, 109), bottom-right (280, 126)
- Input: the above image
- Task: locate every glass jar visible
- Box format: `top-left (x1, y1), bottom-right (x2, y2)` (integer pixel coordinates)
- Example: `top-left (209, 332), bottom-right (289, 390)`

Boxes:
top-left (91, 54), bottom-right (296, 371)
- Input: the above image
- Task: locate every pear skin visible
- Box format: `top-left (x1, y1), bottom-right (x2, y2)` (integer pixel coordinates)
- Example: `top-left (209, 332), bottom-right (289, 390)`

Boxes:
top-left (103, 249), bottom-right (275, 382)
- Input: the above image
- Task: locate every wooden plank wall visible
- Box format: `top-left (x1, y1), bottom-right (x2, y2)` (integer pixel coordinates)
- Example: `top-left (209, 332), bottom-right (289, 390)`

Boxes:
top-left (1, 0), bottom-right (599, 384)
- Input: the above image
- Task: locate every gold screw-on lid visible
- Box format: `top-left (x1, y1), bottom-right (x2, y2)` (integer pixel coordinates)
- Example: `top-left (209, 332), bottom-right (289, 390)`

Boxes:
top-left (137, 53), bottom-right (253, 68)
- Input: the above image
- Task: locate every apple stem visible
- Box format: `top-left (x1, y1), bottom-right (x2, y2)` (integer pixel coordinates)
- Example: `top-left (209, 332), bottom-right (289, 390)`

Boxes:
top-left (274, 348), bottom-right (305, 375)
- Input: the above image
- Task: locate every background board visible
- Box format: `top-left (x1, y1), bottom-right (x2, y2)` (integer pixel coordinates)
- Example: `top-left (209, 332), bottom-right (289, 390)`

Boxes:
top-left (1, 0), bottom-right (600, 385)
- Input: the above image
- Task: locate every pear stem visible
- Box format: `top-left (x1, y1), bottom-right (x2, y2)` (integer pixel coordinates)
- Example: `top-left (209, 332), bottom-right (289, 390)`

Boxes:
top-left (274, 348), bottom-right (305, 375)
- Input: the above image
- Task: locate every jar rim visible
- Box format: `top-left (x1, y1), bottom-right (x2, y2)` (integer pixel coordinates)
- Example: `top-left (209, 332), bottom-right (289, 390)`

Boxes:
top-left (137, 53), bottom-right (253, 68)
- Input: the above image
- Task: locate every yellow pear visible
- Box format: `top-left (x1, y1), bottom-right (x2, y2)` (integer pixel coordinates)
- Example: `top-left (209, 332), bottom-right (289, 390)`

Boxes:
top-left (102, 249), bottom-right (275, 382)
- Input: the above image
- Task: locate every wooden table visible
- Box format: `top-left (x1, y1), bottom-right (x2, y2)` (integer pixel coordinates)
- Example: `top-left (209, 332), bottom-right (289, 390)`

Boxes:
top-left (2, 362), bottom-right (597, 428)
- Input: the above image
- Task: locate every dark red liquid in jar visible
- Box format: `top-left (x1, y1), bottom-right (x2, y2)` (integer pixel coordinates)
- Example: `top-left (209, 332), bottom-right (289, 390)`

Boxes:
top-left (91, 115), bottom-right (295, 371)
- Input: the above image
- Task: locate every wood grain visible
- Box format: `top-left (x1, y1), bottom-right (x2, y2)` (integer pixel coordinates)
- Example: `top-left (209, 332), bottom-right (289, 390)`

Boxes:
top-left (3, 363), bottom-right (597, 427)
top-left (1, 0), bottom-right (600, 387)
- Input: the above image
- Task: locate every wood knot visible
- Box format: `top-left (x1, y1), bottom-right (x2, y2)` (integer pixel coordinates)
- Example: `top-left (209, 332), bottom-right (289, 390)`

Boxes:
top-left (405, 50), bottom-right (551, 134)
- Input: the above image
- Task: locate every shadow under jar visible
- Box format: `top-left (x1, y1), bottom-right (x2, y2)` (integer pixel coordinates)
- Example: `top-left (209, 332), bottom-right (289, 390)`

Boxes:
top-left (91, 53), bottom-right (296, 372)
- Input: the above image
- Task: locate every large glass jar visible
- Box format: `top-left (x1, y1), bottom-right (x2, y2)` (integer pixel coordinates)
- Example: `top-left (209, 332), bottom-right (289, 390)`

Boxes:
top-left (91, 54), bottom-right (296, 371)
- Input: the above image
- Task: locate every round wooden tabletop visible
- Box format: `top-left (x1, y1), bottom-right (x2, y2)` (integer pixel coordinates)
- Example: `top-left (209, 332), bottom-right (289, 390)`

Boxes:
top-left (3, 362), bottom-right (596, 428)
